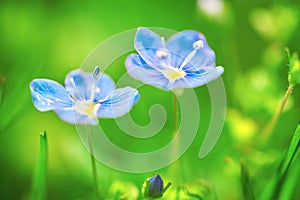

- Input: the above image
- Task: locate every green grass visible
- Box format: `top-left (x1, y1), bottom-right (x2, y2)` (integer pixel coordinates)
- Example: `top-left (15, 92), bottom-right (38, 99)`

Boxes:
top-left (259, 124), bottom-right (300, 200)
top-left (29, 131), bottom-right (48, 200)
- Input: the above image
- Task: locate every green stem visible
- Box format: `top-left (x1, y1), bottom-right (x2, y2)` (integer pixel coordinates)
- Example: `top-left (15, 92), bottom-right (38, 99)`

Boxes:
top-left (170, 92), bottom-right (183, 186)
top-left (0, 75), bottom-right (6, 106)
top-left (261, 84), bottom-right (294, 142)
top-left (173, 92), bottom-right (178, 136)
top-left (86, 126), bottom-right (102, 199)
top-left (162, 182), bottom-right (172, 194)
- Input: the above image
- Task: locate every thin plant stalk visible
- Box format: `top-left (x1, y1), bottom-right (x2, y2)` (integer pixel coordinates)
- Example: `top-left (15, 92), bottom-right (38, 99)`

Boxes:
top-left (170, 92), bottom-right (183, 185)
top-left (261, 84), bottom-right (294, 142)
top-left (173, 92), bottom-right (178, 136)
top-left (86, 126), bottom-right (102, 199)
top-left (0, 75), bottom-right (6, 106)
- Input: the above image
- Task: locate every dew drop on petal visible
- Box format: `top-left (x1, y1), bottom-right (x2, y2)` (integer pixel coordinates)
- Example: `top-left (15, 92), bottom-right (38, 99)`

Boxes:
top-left (156, 49), bottom-right (168, 59)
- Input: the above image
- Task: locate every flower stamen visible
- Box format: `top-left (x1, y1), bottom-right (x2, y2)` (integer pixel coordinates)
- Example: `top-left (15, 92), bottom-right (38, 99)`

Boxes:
top-left (193, 40), bottom-right (204, 50)
top-left (90, 83), bottom-right (96, 102)
top-left (93, 66), bottom-right (100, 79)
top-left (179, 40), bottom-right (204, 70)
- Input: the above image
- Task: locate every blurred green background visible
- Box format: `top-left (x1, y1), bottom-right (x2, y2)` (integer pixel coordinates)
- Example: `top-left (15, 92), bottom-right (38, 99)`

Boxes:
top-left (1, 0), bottom-right (300, 199)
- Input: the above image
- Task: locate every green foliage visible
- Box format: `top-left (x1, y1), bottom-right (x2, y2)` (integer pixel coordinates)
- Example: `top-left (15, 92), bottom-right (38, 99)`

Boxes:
top-left (108, 181), bottom-right (139, 200)
top-left (165, 180), bottom-right (215, 200)
top-left (249, 6), bottom-right (299, 42)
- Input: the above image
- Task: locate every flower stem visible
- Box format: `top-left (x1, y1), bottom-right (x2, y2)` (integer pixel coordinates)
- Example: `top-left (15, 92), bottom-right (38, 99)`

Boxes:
top-left (86, 126), bottom-right (102, 199)
top-left (261, 84), bottom-right (294, 142)
top-left (0, 75), bottom-right (6, 106)
top-left (173, 92), bottom-right (178, 136)
top-left (171, 92), bottom-right (183, 185)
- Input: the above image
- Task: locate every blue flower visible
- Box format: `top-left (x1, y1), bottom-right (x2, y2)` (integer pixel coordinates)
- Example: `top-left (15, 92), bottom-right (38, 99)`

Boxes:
top-left (125, 27), bottom-right (224, 90)
top-left (148, 175), bottom-right (164, 198)
top-left (142, 175), bottom-right (164, 198)
top-left (30, 69), bottom-right (140, 125)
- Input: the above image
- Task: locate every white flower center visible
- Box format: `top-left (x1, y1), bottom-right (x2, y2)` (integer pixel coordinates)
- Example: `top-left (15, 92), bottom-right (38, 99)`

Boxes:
top-left (162, 67), bottom-right (186, 83)
top-left (71, 82), bottom-right (100, 118)
top-left (73, 100), bottom-right (100, 118)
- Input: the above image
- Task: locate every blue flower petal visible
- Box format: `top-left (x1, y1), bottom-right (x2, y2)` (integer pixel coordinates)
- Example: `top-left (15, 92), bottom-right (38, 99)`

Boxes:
top-left (93, 73), bottom-right (115, 102)
top-left (134, 27), bottom-right (169, 68)
top-left (166, 30), bottom-right (216, 69)
top-left (30, 79), bottom-right (73, 112)
top-left (65, 70), bottom-right (93, 100)
top-left (54, 108), bottom-right (98, 125)
top-left (125, 54), bottom-right (171, 90)
top-left (96, 87), bottom-right (140, 118)
top-left (65, 69), bottom-right (115, 102)
top-left (171, 66), bottom-right (224, 89)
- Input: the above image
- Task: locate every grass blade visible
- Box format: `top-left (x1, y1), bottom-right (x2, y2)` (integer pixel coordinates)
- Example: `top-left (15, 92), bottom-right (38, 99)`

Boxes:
top-left (29, 130), bottom-right (48, 200)
top-left (279, 153), bottom-right (300, 200)
top-left (240, 160), bottom-right (255, 200)
top-left (259, 124), bottom-right (300, 200)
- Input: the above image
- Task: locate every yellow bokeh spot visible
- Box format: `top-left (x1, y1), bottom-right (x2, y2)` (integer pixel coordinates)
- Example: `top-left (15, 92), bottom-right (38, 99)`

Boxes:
top-left (227, 109), bottom-right (258, 142)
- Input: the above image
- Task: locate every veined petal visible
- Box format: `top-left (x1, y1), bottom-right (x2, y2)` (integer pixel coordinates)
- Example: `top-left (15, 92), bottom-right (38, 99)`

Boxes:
top-left (93, 73), bottom-right (115, 102)
top-left (135, 27), bottom-right (169, 68)
top-left (65, 69), bottom-right (115, 102)
top-left (126, 53), bottom-right (153, 70)
top-left (54, 108), bottom-right (98, 125)
top-left (170, 66), bottom-right (224, 89)
top-left (30, 79), bottom-right (73, 112)
top-left (166, 30), bottom-right (216, 69)
top-left (96, 87), bottom-right (140, 118)
top-left (125, 54), bottom-right (171, 90)
top-left (65, 70), bottom-right (94, 100)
